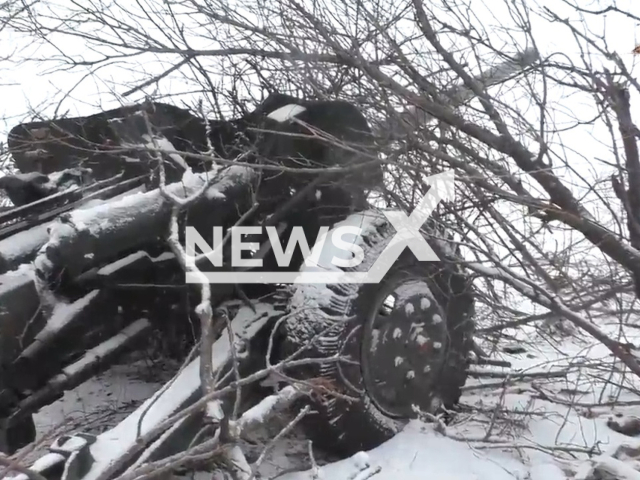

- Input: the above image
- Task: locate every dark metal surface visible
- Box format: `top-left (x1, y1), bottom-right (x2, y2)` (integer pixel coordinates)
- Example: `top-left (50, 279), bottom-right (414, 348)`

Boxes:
top-left (361, 278), bottom-right (448, 419)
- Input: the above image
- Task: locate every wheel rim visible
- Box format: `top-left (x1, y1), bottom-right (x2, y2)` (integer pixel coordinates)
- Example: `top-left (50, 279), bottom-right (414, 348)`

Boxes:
top-left (360, 276), bottom-right (448, 419)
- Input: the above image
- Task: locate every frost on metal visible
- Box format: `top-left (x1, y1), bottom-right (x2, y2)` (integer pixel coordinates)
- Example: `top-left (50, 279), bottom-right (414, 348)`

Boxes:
top-left (32, 165), bottom-right (255, 279)
top-left (204, 165), bottom-right (254, 200)
top-left (141, 134), bottom-right (189, 171)
top-left (0, 223), bottom-right (51, 271)
top-left (420, 297), bottom-right (431, 310)
top-left (53, 165), bottom-right (248, 240)
top-left (238, 386), bottom-right (300, 431)
top-left (18, 289), bottom-right (101, 360)
top-left (61, 319), bottom-right (150, 378)
top-left (285, 208), bottom-right (446, 351)
top-left (285, 210), bottom-right (389, 344)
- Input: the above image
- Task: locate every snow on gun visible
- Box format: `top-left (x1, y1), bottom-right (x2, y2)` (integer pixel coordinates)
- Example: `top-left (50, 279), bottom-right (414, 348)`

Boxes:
top-left (0, 92), bottom-right (384, 455)
top-left (0, 91), bottom-right (382, 304)
top-left (0, 49), bottom-right (536, 476)
top-left (2, 92), bottom-right (381, 210)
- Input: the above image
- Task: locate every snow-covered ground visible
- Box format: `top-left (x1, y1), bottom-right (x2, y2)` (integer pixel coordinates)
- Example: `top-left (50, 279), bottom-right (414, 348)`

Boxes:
top-left (32, 361), bottom-right (170, 440)
top-left (15, 320), bottom-right (640, 480)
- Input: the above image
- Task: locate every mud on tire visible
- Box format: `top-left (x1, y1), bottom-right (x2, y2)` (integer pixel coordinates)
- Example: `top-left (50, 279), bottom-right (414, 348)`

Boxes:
top-left (278, 211), bottom-right (475, 455)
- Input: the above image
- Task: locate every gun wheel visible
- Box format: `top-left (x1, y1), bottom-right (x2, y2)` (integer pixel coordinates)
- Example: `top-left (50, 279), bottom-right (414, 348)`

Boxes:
top-left (279, 212), bottom-right (475, 455)
top-left (362, 272), bottom-right (449, 419)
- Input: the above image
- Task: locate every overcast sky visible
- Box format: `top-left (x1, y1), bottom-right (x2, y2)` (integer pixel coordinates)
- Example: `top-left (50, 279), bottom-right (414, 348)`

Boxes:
top-left (1, 0), bottom-right (637, 119)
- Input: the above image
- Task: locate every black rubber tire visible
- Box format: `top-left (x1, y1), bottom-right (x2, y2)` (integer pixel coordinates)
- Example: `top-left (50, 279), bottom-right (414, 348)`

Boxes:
top-left (278, 213), bottom-right (475, 455)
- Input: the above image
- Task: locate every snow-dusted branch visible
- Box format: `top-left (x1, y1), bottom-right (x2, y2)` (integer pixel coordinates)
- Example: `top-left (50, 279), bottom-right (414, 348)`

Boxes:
top-left (468, 260), bottom-right (640, 377)
top-left (140, 110), bottom-right (221, 414)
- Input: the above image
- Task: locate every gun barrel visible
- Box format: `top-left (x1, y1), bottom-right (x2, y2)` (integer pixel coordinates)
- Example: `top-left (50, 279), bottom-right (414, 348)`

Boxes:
top-left (383, 47), bottom-right (538, 134)
top-left (445, 48), bottom-right (538, 108)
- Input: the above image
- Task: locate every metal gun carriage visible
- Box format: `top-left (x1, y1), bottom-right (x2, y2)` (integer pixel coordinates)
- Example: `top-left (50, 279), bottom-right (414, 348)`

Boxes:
top-left (0, 93), bottom-right (475, 480)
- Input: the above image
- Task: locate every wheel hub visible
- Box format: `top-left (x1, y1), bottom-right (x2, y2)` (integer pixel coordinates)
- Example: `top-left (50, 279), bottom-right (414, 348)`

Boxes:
top-left (361, 278), bottom-right (447, 419)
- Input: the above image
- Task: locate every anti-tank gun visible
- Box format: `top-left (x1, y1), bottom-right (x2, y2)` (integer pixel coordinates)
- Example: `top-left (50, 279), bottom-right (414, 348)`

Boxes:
top-left (0, 49), bottom-right (535, 480)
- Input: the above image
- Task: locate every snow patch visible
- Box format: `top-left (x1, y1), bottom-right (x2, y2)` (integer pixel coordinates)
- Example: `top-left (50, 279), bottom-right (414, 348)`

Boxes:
top-left (420, 297), bottom-right (431, 310)
top-left (97, 251), bottom-right (148, 276)
top-left (19, 290), bottom-right (101, 359)
top-left (206, 185), bottom-right (227, 199)
top-left (239, 386), bottom-right (299, 428)
top-left (529, 463), bottom-right (567, 480)
top-left (62, 319), bottom-right (150, 378)
top-left (144, 135), bottom-right (188, 170)
top-left (371, 329), bottom-right (380, 352)
top-left (279, 422), bottom-right (528, 480)
top-left (205, 401), bottom-right (224, 421)
top-left (0, 223), bottom-right (50, 266)
top-left (34, 166), bottom-right (254, 276)
top-left (352, 451), bottom-right (371, 469)
top-left (395, 282), bottom-right (433, 300)
top-left (267, 104), bottom-right (307, 122)
top-left (1, 262), bottom-right (35, 277)
top-left (409, 322), bottom-right (424, 341)
top-left (152, 251), bottom-right (176, 262)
